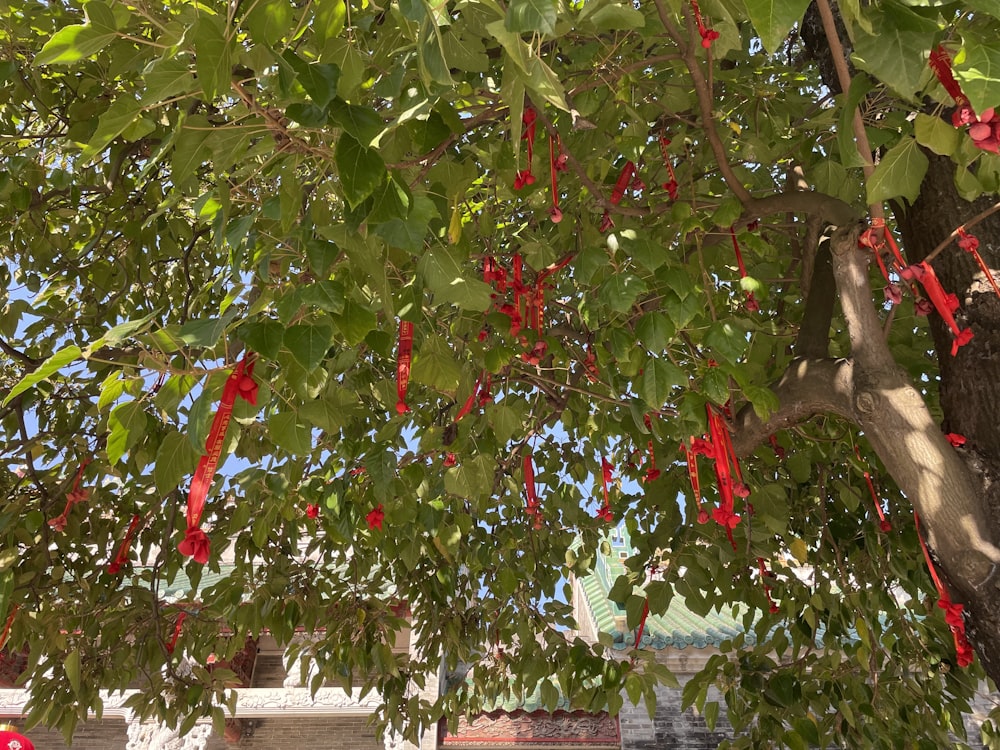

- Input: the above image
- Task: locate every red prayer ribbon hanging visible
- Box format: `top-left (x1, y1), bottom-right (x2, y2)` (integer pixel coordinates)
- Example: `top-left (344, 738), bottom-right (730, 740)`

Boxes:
top-left (691, 406), bottom-right (749, 549)
top-left (681, 439), bottom-right (708, 524)
top-left (600, 160), bottom-right (636, 232)
top-left (658, 136), bottom-right (679, 200)
top-left (549, 135), bottom-right (563, 223)
top-left (514, 107), bottom-right (537, 189)
top-left (107, 514), bottom-right (142, 574)
top-left (48, 458), bottom-right (91, 532)
top-left (0, 605), bottom-right (19, 651)
top-left (642, 414), bottom-right (661, 483)
top-left (596, 456), bottom-right (614, 522)
top-left (180, 354), bottom-right (258, 564)
top-left (396, 321), bottom-right (414, 414)
top-left (929, 46), bottom-right (1000, 153)
top-left (166, 612), bottom-right (186, 654)
top-left (366, 503), bottom-right (385, 531)
top-left (523, 453), bottom-right (544, 529)
top-left (900, 262), bottom-right (974, 355)
top-left (915, 513), bottom-right (975, 667)
top-left (757, 557), bottom-right (780, 614)
top-left (689, 0), bottom-right (719, 47)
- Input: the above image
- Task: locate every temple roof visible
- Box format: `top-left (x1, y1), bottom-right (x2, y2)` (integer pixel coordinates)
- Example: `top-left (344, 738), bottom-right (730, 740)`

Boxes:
top-left (578, 524), bottom-right (753, 651)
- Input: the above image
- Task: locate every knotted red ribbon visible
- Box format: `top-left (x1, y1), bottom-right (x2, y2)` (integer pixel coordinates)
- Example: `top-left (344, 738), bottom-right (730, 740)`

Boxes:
top-left (107, 514), bottom-right (142, 574)
top-left (915, 513), bottom-right (974, 667)
top-left (729, 226), bottom-right (759, 312)
top-left (596, 456), bottom-right (614, 522)
top-left (514, 108), bottom-right (537, 189)
top-left (900, 262), bottom-right (974, 355)
top-left (691, 406), bottom-right (748, 549)
top-left (523, 453), bottom-right (544, 529)
top-left (689, 0), bottom-right (719, 47)
top-left (956, 228), bottom-right (1000, 300)
top-left (48, 459), bottom-right (91, 532)
top-left (395, 321), bottom-right (414, 414)
top-left (180, 354), bottom-right (257, 564)
top-left (366, 503), bottom-right (385, 531)
top-left (549, 135), bottom-right (563, 223)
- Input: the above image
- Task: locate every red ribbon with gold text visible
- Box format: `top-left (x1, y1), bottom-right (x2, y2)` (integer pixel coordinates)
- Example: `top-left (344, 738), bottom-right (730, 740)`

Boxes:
top-left (523, 453), bottom-right (544, 529)
top-left (396, 321), bottom-right (414, 414)
top-left (180, 354), bottom-right (258, 564)
top-left (108, 514), bottom-right (142, 574)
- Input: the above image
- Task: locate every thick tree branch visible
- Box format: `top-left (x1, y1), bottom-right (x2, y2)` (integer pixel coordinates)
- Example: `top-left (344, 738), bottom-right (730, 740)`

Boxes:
top-left (731, 357), bottom-right (856, 456)
top-left (0, 338), bottom-right (41, 369)
top-left (743, 191), bottom-right (857, 227)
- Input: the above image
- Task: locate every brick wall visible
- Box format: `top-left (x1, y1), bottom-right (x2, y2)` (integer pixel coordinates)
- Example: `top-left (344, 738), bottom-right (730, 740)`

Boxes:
top-left (618, 681), bottom-right (731, 750)
top-left (207, 716), bottom-right (382, 749)
top-left (16, 720), bottom-right (128, 750)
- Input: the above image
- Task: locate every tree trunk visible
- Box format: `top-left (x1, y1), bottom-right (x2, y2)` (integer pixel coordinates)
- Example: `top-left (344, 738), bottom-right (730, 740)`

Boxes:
top-left (893, 151), bottom-right (1000, 680)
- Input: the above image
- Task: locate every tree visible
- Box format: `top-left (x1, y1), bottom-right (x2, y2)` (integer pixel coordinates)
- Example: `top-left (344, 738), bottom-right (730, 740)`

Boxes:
top-left (2, 0), bottom-right (1000, 745)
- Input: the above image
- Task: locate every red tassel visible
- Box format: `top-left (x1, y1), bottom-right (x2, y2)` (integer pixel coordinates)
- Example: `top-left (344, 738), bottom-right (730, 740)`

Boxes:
top-left (915, 513), bottom-right (975, 667)
top-left (181, 354), bottom-right (257, 564)
top-left (166, 612), bottom-right (187, 654)
top-left (596, 456), bottom-right (614, 522)
top-left (523, 454), bottom-right (543, 529)
top-left (900, 262), bottom-right (974, 355)
top-left (395, 321), bottom-right (413, 414)
top-left (48, 459), bottom-right (91, 532)
top-left (107, 514), bottom-right (142, 574)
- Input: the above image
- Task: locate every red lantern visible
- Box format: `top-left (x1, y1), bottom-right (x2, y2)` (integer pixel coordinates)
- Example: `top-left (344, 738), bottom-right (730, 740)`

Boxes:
top-left (0, 725), bottom-right (33, 750)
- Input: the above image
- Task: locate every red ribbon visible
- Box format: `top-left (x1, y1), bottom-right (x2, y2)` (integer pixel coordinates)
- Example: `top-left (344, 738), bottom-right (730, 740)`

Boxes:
top-left (523, 453), bottom-right (543, 529)
top-left (757, 557), bottom-right (780, 614)
top-left (0, 605), bottom-right (19, 651)
top-left (107, 514), bottom-right (142, 574)
top-left (689, 0), bottom-right (719, 47)
top-left (549, 136), bottom-right (562, 223)
top-left (929, 46), bottom-right (969, 108)
top-left (900, 262), bottom-right (974, 355)
top-left (514, 108), bottom-right (537, 190)
top-left (681, 439), bottom-right (708, 524)
top-left (658, 136), bottom-right (679, 199)
top-left (633, 566), bottom-right (657, 650)
top-left (455, 371), bottom-right (485, 422)
top-left (396, 321), bottom-right (413, 414)
top-left (956, 228), bottom-right (1000, 300)
top-left (166, 612), bottom-right (187, 654)
top-left (915, 513), bottom-right (975, 667)
top-left (600, 160), bottom-right (636, 232)
top-left (596, 456), bottom-right (614, 522)
top-left (366, 503), bottom-right (385, 531)
top-left (642, 414), bottom-right (661, 483)
top-left (48, 459), bottom-right (91, 532)
top-left (180, 354), bottom-right (257, 564)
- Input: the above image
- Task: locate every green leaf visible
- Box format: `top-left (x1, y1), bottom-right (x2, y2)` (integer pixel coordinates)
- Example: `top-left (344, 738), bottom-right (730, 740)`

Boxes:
top-left (418, 248), bottom-right (494, 312)
top-left (80, 95), bottom-right (142, 161)
top-left (486, 22), bottom-right (568, 111)
top-left (177, 312), bottom-right (236, 347)
top-left (244, 0), bottom-right (293, 46)
top-left (505, 0), bottom-right (558, 36)
top-left (418, 16), bottom-right (456, 87)
top-left (282, 51), bottom-right (340, 110)
top-left (743, 0), bottom-right (812, 54)
top-left (329, 101), bottom-right (383, 145)
top-left (411, 336), bottom-right (462, 392)
top-left (635, 312), bottom-right (675, 351)
top-left (107, 401), bottom-right (147, 465)
top-left (914, 113), bottom-right (959, 157)
top-left (35, 1), bottom-right (118, 65)
top-left (268, 412), bottom-right (313, 454)
top-left (299, 281), bottom-right (346, 314)
top-left (141, 58), bottom-right (197, 104)
top-left (313, 0), bottom-right (347, 45)
top-left (851, 8), bottom-right (936, 98)
top-left (335, 133), bottom-right (386, 207)
top-left (954, 40), bottom-right (1000, 116)
top-left (3, 345), bottom-right (82, 406)
top-left (837, 74), bottom-right (875, 169)
top-left (599, 273), bottom-right (647, 314)
top-left (65, 649), bottom-right (81, 695)
top-left (585, 4), bottom-right (645, 31)
top-left (444, 455), bottom-right (494, 499)
top-left (867, 136), bottom-right (929, 205)
top-left (284, 323), bottom-right (335, 372)
top-left (637, 359), bottom-right (685, 409)
top-left (239, 320), bottom-right (285, 360)
top-left (194, 14), bottom-right (234, 102)
top-left (154, 430), bottom-right (201, 495)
